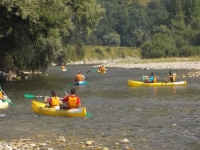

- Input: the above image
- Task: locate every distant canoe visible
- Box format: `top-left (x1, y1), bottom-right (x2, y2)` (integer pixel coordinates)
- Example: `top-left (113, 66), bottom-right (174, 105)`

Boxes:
top-left (32, 100), bottom-right (86, 117)
top-left (97, 70), bottom-right (106, 74)
top-left (128, 80), bottom-right (187, 87)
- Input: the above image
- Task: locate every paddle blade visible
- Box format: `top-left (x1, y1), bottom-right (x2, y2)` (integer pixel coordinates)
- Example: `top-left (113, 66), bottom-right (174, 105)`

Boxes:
top-left (67, 83), bottom-right (73, 86)
top-left (86, 112), bottom-right (93, 117)
top-left (93, 70), bottom-right (97, 73)
top-left (24, 94), bottom-right (35, 99)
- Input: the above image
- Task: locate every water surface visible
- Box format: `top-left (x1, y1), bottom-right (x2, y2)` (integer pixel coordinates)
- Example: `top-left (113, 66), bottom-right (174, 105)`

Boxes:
top-left (0, 65), bottom-right (200, 149)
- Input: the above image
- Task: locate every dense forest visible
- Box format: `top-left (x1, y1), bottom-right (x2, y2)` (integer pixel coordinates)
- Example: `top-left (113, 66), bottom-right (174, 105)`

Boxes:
top-left (1, 0), bottom-right (200, 71)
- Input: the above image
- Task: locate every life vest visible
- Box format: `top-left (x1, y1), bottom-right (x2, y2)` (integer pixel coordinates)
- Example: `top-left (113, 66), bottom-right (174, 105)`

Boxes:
top-left (0, 91), bottom-right (3, 99)
top-left (172, 74), bottom-right (176, 81)
top-left (61, 66), bottom-right (65, 69)
top-left (153, 76), bottom-right (157, 83)
top-left (76, 74), bottom-right (83, 81)
top-left (50, 96), bottom-right (60, 108)
top-left (67, 96), bottom-right (78, 108)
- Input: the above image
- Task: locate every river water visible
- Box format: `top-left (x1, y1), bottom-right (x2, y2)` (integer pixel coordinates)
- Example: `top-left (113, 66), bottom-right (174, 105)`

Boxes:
top-left (0, 65), bottom-right (200, 150)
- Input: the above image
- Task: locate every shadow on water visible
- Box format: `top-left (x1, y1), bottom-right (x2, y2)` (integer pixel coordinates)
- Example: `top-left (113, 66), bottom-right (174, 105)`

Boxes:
top-left (0, 65), bottom-right (200, 149)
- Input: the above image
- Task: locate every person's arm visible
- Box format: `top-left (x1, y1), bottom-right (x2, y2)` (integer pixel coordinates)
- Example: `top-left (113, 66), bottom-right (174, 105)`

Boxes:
top-left (77, 96), bottom-right (81, 108)
top-left (82, 74), bottom-right (85, 79)
top-left (44, 96), bottom-right (51, 103)
top-left (62, 95), bottom-right (69, 103)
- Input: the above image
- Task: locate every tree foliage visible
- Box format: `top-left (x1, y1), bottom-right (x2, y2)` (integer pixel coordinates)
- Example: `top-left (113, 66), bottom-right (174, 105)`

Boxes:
top-left (0, 0), bottom-right (104, 71)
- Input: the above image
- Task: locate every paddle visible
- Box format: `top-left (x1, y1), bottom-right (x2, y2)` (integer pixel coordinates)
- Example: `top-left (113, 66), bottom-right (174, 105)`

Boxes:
top-left (57, 86), bottom-right (68, 95)
top-left (2, 90), bottom-right (16, 107)
top-left (24, 94), bottom-right (45, 99)
top-left (83, 70), bottom-right (91, 75)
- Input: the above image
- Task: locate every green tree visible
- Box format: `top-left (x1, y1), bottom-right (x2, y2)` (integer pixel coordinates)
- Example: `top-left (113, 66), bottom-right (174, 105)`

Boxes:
top-left (0, 0), bottom-right (104, 71)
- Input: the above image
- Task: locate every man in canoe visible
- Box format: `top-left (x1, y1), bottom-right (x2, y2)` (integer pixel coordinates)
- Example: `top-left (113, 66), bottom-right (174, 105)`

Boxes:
top-left (144, 72), bottom-right (156, 83)
top-left (61, 88), bottom-right (81, 110)
top-left (166, 70), bottom-right (176, 82)
top-left (44, 90), bottom-right (62, 109)
top-left (75, 71), bottom-right (85, 82)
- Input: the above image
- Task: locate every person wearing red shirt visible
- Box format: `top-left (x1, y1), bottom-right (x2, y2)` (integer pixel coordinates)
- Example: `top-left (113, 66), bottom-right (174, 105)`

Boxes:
top-left (62, 88), bottom-right (81, 110)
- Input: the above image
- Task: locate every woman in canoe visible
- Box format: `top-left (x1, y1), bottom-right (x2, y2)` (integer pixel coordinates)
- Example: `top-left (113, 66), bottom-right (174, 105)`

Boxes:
top-left (62, 88), bottom-right (81, 110)
top-left (45, 90), bottom-right (62, 109)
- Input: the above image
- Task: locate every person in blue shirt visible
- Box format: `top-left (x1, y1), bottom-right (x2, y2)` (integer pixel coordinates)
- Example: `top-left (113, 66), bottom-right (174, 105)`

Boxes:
top-left (149, 72), bottom-right (155, 83)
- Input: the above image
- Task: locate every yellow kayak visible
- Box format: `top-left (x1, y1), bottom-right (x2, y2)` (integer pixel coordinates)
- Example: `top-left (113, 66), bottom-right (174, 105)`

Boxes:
top-left (128, 80), bottom-right (187, 87)
top-left (0, 101), bottom-right (9, 109)
top-left (32, 100), bottom-right (86, 117)
top-left (97, 70), bottom-right (106, 73)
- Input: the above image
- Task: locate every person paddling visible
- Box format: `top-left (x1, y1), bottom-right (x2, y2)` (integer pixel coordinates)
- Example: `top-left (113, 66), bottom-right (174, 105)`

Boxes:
top-left (75, 71), bottom-right (85, 82)
top-left (45, 90), bottom-right (62, 109)
top-left (62, 88), bottom-right (81, 110)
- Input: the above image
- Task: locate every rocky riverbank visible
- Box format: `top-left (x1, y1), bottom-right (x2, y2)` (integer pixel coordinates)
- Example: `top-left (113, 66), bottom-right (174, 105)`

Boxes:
top-left (0, 137), bottom-right (132, 150)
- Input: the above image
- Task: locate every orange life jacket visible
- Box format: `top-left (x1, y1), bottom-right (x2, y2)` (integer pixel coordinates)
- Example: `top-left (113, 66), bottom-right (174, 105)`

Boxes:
top-left (76, 74), bottom-right (83, 81)
top-left (67, 96), bottom-right (78, 108)
top-left (0, 91), bottom-right (3, 99)
top-left (50, 96), bottom-right (60, 108)
top-left (61, 66), bottom-right (65, 69)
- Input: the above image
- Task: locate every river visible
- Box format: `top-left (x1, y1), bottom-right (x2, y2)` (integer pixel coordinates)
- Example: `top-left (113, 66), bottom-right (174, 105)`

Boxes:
top-left (0, 64), bottom-right (200, 150)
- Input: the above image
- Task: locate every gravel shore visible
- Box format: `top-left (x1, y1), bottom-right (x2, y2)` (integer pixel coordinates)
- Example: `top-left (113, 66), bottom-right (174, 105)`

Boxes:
top-left (104, 60), bottom-right (200, 70)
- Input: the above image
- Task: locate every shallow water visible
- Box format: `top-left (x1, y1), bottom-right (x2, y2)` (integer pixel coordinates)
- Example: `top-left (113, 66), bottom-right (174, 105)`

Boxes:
top-left (0, 65), bottom-right (200, 149)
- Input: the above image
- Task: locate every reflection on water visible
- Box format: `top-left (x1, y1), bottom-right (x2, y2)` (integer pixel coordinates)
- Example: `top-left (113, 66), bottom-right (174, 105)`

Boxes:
top-left (0, 66), bottom-right (200, 149)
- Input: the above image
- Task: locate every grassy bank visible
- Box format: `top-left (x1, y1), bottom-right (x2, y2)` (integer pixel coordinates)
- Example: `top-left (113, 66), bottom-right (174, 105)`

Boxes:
top-left (64, 46), bottom-right (140, 63)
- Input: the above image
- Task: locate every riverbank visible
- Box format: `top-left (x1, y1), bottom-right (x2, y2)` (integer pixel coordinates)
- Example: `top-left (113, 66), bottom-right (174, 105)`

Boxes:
top-left (0, 137), bottom-right (131, 150)
top-left (91, 57), bottom-right (200, 70)
top-left (66, 57), bottom-right (200, 70)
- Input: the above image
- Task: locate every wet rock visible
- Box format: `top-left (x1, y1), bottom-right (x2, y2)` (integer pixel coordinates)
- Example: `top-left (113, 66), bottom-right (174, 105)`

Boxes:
top-left (58, 136), bottom-right (66, 142)
top-left (86, 141), bottom-right (95, 145)
top-left (80, 145), bottom-right (87, 148)
top-left (0, 114), bottom-right (6, 117)
top-left (121, 139), bottom-right (129, 144)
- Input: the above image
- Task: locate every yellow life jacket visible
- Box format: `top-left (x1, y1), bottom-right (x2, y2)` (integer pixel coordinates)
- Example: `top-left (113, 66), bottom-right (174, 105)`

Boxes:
top-left (172, 74), bottom-right (176, 82)
top-left (50, 96), bottom-right (60, 108)
top-left (0, 91), bottom-right (3, 99)
top-left (67, 96), bottom-right (78, 108)
top-left (76, 74), bottom-right (83, 81)
top-left (153, 76), bottom-right (157, 83)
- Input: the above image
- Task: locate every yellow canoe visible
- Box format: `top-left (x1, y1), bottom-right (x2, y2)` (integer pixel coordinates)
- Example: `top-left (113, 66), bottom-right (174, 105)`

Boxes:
top-left (0, 101), bottom-right (9, 109)
top-left (32, 100), bottom-right (86, 117)
top-left (97, 70), bottom-right (106, 73)
top-left (128, 80), bottom-right (187, 87)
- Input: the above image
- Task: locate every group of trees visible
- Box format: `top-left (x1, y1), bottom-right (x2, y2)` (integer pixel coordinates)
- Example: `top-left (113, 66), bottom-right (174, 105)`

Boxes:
top-left (1, 0), bottom-right (200, 71)
top-left (81, 0), bottom-right (200, 58)
top-left (0, 0), bottom-right (104, 71)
